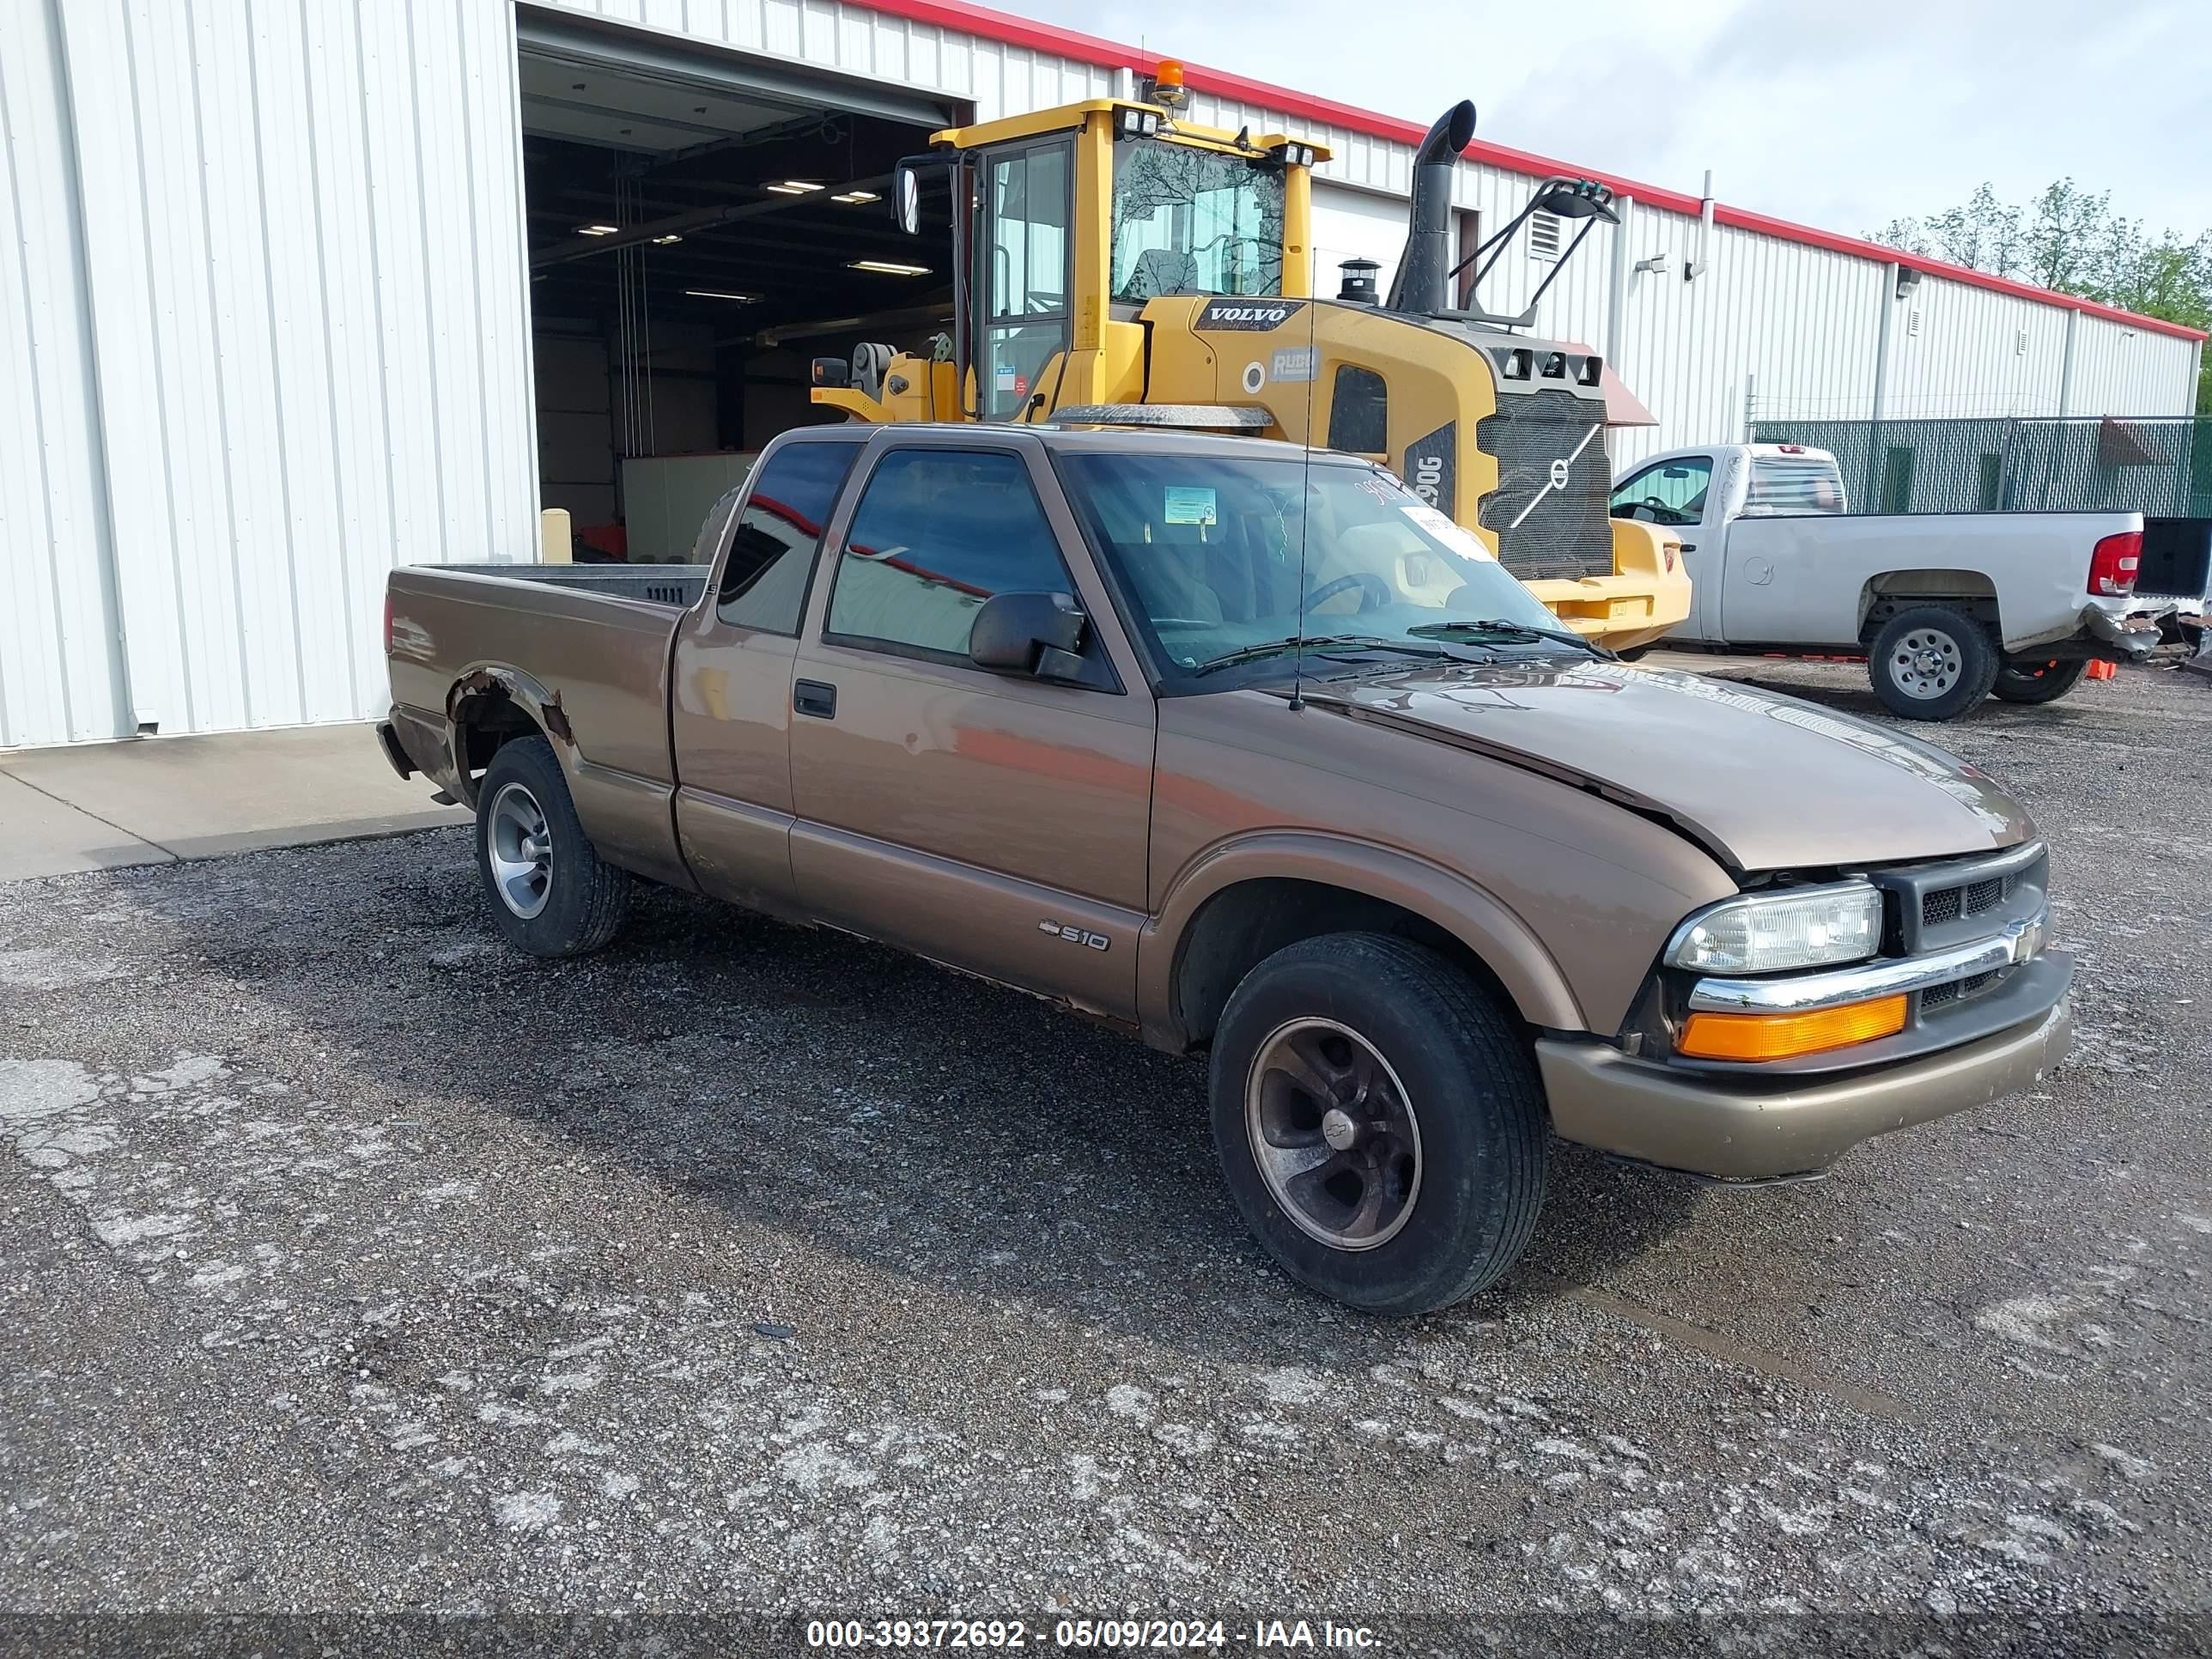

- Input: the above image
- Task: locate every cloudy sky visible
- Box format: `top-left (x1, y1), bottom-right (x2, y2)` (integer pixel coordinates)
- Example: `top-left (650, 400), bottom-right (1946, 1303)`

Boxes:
top-left (994, 0), bottom-right (2211, 248)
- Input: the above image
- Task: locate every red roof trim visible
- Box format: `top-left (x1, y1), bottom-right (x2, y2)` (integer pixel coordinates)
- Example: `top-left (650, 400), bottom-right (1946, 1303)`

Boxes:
top-left (860, 0), bottom-right (2207, 343)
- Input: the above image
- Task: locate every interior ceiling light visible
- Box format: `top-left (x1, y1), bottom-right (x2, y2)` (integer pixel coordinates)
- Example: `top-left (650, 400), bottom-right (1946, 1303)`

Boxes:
top-left (651, 234), bottom-right (683, 245)
top-left (765, 180), bottom-right (824, 195)
top-left (575, 223), bottom-right (619, 236)
top-left (684, 289), bottom-right (758, 302)
top-left (832, 189), bottom-right (880, 204)
top-left (848, 259), bottom-right (930, 276)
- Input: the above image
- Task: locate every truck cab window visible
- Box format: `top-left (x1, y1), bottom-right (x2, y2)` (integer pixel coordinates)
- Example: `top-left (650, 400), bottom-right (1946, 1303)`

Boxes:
top-left (1610, 455), bottom-right (1713, 526)
top-left (1109, 139), bottom-right (1285, 301)
top-left (1328, 366), bottom-right (1388, 454)
top-left (717, 441), bottom-right (865, 634)
top-left (827, 450), bottom-right (1074, 659)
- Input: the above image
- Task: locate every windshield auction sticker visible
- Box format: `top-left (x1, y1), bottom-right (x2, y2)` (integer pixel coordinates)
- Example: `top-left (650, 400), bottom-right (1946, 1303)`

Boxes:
top-left (1164, 486), bottom-right (1218, 526)
top-left (1401, 501), bottom-right (1495, 560)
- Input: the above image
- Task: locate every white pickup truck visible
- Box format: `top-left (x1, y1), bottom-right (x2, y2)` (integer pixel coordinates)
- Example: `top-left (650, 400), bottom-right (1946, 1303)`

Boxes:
top-left (1610, 443), bottom-right (2159, 719)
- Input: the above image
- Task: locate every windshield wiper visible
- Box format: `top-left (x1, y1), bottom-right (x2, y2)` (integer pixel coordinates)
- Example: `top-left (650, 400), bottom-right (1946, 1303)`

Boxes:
top-left (1189, 635), bottom-right (1456, 676)
top-left (1406, 618), bottom-right (1615, 659)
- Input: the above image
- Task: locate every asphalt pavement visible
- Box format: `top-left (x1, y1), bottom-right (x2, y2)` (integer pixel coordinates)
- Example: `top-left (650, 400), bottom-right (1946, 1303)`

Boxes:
top-left (2, 659), bottom-right (2208, 1656)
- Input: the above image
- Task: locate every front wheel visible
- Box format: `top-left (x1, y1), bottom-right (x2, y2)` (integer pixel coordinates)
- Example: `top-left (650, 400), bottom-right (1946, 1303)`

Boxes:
top-left (1993, 656), bottom-right (2088, 704)
top-left (1868, 605), bottom-right (2001, 720)
top-left (1208, 933), bottom-right (1548, 1316)
top-left (474, 736), bottom-right (631, 957)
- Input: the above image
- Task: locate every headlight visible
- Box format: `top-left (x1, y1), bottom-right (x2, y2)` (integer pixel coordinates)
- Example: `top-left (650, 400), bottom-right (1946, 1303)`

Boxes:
top-left (1666, 880), bottom-right (1884, 975)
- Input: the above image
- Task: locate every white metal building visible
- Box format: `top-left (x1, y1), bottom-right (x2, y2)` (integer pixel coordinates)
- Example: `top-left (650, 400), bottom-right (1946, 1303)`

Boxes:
top-left (3, 0), bottom-right (2203, 750)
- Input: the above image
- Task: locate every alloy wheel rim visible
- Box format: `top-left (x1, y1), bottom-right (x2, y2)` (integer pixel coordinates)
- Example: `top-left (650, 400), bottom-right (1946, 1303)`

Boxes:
top-left (1892, 628), bottom-right (1963, 699)
top-left (487, 782), bottom-right (553, 919)
top-left (1244, 1017), bottom-right (1423, 1251)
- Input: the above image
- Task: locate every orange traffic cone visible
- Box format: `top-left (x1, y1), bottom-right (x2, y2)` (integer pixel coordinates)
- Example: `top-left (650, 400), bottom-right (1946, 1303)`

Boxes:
top-left (2085, 659), bottom-right (2118, 681)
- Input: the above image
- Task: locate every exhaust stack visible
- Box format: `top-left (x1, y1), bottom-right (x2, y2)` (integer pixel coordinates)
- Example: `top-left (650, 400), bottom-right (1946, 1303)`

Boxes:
top-left (1384, 100), bottom-right (1477, 316)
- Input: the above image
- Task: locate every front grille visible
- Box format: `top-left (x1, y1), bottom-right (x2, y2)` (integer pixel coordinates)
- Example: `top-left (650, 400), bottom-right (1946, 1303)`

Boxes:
top-left (1920, 869), bottom-right (2020, 931)
top-left (1920, 969), bottom-right (2000, 1011)
top-left (1875, 843), bottom-right (2045, 957)
top-left (1475, 390), bottom-right (1613, 582)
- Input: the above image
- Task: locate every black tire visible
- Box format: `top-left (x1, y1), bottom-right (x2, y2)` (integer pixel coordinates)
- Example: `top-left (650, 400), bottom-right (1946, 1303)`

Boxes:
top-left (1207, 933), bottom-right (1548, 1316)
top-left (1868, 605), bottom-right (2001, 720)
top-left (1993, 656), bottom-right (2088, 705)
top-left (1616, 645), bottom-right (1653, 662)
top-left (473, 736), bottom-right (631, 958)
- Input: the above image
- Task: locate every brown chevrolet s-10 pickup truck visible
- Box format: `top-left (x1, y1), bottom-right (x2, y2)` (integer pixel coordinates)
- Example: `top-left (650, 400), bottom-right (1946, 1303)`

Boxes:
top-left (380, 423), bottom-right (2073, 1315)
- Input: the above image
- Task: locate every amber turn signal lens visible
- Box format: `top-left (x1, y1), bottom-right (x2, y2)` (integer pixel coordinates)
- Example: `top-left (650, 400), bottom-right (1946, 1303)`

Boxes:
top-left (1678, 994), bottom-right (1907, 1061)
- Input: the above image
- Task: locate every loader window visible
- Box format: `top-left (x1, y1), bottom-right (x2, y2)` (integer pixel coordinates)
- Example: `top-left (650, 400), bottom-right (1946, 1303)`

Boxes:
top-left (1110, 139), bottom-right (1285, 301)
top-left (978, 141), bottom-right (1073, 422)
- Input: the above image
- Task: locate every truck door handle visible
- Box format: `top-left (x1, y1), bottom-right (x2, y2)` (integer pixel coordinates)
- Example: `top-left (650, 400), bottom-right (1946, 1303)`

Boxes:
top-left (1678, 542), bottom-right (1698, 553)
top-left (793, 679), bottom-right (837, 720)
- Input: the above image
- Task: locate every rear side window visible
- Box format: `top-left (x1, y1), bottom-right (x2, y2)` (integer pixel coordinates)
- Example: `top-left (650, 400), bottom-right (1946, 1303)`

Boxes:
top-left (716, 440), bottom-right (863, 633)
top-left (1328, 365), bottom-right (1388, 453)
top-left (1746, 454), bottom-right (1846, 515)
top-left (826, 449), bottom-right (1072, 659)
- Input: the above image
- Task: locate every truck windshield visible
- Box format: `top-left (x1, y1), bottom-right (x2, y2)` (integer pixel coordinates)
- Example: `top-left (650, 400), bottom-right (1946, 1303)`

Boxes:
top-left (1109, 138), bottom-right (1285, 301)
top-left (1056, 451), bottom-right (1570, 681)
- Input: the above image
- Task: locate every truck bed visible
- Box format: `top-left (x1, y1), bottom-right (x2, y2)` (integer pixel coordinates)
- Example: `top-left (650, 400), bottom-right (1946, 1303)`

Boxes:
top-left (1712, 510), bottom-right (2140, 652)
top-left (385, 562), bottom-right (702, 885)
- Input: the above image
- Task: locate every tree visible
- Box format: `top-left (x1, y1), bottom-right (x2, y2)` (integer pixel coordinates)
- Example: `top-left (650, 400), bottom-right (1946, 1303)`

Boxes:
top-left (1870, 182), bottom-right (2211, 413)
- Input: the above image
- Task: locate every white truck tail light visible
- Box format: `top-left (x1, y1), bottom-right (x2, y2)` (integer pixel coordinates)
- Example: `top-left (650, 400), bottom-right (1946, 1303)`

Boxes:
top-left (2087, 530), bottom-right (2142, 597)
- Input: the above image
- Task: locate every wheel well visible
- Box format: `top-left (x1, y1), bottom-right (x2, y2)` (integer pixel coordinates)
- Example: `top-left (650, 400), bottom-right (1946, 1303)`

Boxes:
top-left (1172, 878), bottom-right (1521, 1052)
top-left (1858, 571), bottom-right (2001, 641)
top-left (453, 689), bottom-right (544, 778)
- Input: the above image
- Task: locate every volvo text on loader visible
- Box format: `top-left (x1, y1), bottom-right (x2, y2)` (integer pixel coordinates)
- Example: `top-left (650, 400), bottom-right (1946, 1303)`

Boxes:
top-left (807, 61), bottom-right (1690, 652)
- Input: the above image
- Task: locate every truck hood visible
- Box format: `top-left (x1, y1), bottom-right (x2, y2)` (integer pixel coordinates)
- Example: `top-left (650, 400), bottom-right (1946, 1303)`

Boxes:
top-left (1309, 659), bottom-right (2032, 872)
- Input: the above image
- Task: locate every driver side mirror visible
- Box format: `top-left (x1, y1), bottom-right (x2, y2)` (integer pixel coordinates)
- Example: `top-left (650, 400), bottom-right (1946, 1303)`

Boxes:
top-left (969, 591), bottom-right (1088, 680)
top-left (893, 163), bottom-right (921, 236)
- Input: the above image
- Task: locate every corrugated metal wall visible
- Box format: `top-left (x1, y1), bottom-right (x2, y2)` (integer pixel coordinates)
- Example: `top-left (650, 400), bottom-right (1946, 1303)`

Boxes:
top-left (0, 0), bottom-right (128, 748)
top-left (1, 0), bottom-right (538, 750)
top-left (0, 0), bottom-right (2200, 747)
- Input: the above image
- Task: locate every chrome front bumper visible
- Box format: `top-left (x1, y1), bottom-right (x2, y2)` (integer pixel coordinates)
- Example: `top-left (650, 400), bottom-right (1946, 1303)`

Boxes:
top-left (1686, 908), bottom-right (2048, 1014)
top-left (1537, 956), bottom-right (2075, 1179)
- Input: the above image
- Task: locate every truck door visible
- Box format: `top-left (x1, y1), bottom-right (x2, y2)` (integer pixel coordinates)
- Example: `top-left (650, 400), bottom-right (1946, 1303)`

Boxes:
top-left (785, 433), bottom-right (1154, 1020)
top-left (668, 434), bottom-right (866, 914)
top-left (1610, 453), bottom-right (1717, 638)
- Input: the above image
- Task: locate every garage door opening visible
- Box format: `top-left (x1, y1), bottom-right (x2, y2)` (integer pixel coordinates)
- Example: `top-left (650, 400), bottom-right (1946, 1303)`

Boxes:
top-left (520, 22), bottom-right (958, 562)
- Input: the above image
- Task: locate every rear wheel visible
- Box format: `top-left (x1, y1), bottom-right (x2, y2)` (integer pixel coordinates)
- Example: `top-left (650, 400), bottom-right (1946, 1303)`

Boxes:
top-left (1208, 933), bottom-right (1548, 1316)
top-left (474, 736), bottom-right (630, 957)
top-left (1868, 605), bottom-right (2001, 720)
top-left (1993, 656), bottom-right (2088, 704)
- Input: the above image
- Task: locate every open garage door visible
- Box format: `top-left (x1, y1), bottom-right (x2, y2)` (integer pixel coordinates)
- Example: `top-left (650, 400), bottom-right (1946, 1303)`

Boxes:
top-left (518, 16), bottom-right (965, 562)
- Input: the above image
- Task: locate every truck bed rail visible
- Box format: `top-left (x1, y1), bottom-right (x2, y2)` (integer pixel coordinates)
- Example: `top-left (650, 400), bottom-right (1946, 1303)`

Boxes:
top-left (435, 562), bottom-right (709, 609)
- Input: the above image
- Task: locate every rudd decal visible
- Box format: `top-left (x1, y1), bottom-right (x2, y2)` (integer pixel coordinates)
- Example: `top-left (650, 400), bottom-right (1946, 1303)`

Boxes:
top-left (1196, 299), bottom-right (1304, 331)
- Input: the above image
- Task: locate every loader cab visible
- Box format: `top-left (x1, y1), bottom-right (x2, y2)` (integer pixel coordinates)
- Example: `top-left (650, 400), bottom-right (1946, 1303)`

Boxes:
top-left (881, 83), bottom-right (1324, 422)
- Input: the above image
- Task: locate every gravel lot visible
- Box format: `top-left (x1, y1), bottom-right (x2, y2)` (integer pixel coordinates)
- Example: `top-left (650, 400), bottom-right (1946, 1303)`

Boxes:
top-left (3, 658), bottom-right (2209, 1654)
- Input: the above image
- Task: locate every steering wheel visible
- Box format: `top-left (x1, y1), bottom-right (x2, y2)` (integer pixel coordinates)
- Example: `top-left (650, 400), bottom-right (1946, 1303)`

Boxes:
top-left (1304, 571), bottom-right (1391, 614)
top-left (1640, 495), bottom-right (1687, 526)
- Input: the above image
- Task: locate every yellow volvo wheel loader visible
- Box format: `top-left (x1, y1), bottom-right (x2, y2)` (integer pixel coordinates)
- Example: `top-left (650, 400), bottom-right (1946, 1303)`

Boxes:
top-left (810, 63), bottom-right (1688, 650)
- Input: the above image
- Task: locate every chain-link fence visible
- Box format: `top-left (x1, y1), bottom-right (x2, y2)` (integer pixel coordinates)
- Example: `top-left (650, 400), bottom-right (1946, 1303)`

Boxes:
top-left (1747, 415), bottom-right (2212, 518)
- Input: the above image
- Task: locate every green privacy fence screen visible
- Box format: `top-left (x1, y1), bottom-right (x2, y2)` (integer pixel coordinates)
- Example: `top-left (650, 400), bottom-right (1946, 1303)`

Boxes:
top-left (1747, 416), bottom-right (2212, 518)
